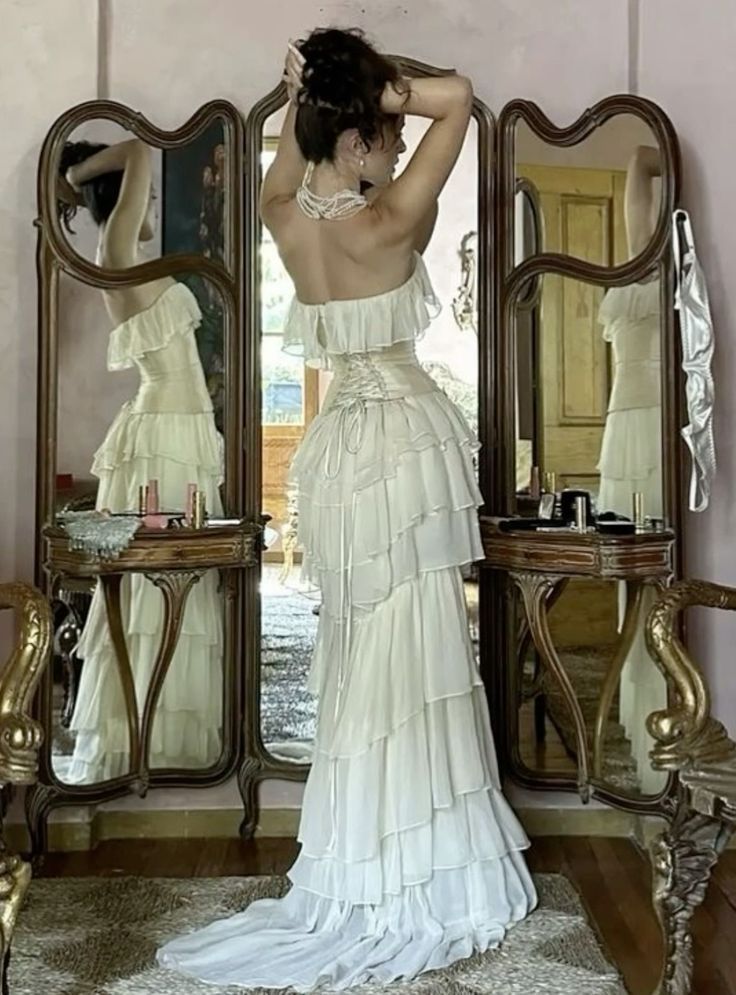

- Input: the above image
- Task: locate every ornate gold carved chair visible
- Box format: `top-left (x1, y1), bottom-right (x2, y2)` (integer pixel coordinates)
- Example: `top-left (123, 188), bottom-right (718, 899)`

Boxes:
top-left (646, 580), bottom-right (736, 995)
top-left (0, 583), bottom-right (51, 994)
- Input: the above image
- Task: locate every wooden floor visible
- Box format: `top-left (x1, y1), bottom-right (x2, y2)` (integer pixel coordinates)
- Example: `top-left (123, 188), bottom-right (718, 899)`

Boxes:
top-left (40, 836), bottom-right (736, 995)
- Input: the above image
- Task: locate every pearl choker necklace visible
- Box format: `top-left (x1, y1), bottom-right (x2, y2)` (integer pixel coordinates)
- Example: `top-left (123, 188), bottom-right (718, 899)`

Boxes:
top-left (295, 162), bottom-right (367, 221)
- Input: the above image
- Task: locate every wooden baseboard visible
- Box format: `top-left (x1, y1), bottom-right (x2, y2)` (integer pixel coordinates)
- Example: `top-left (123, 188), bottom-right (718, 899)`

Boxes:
top-left (10, 802), bottom-right (734, 855)
top-left (5, 808), bottom-right (287, 853)
top-left (5, 804), bottom-right (660, 853)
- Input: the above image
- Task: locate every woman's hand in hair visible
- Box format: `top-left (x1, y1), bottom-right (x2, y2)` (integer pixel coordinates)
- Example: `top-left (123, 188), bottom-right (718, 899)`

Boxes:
top-left (283, 40), bottom-right (306, 104)
top-left (63, 168), bottom-right (83, 195)
top-left (57, 171), bottom-right (83, 207)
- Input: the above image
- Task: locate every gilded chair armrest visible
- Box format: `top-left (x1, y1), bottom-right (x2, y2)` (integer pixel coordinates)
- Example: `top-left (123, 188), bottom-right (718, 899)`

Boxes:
top-left (645, 580), bottom-right (736, 799)
top-left (0, 583), bottom-right (52, 785)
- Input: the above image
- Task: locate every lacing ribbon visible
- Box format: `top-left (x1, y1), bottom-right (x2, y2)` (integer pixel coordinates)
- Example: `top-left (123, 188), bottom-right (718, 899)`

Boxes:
top-left (324, 397), bottom-right (368, 481)
top-left (319, 355), bottom-right (391, 853)
top-left (324, 400), bottom-right (367, 852)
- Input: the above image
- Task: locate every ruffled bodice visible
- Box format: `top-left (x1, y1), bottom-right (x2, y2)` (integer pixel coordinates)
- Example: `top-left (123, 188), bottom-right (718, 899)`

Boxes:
top-left (107, 282), bottom-right (213, 415)
top-left (597, 280), bottom-right (662, 515)
top-left (283, 253), bottom-right (440, 369)
top-left (91, 282), bottom-right (223, 484)
top-left (599, 280), bottom-right (661, 413)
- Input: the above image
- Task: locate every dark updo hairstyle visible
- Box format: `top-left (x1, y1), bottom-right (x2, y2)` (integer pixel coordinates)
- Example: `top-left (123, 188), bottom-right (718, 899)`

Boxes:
top-left (58, 141), bottom-right (123, 232)
top-left (295, 28), bottom-right (404, 164)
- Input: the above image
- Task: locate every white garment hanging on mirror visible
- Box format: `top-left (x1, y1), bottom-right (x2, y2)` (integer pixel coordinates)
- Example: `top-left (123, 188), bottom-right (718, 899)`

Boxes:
top-left (673, 208), bottom-right (716, 512)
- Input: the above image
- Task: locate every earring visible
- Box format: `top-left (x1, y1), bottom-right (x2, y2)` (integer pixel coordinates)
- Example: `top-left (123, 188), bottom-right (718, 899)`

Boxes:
top-left (360, 157), bottom-right (365, 167)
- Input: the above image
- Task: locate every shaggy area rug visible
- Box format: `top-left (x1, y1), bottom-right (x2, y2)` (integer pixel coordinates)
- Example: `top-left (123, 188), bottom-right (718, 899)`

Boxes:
top-left (12, 873), bottom-right (628, 994)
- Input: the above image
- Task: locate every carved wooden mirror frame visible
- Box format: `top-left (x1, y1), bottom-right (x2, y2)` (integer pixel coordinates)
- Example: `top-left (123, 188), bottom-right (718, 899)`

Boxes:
top-left (30, 99), bottom-right (246, 847)
top-left (485, 94), bottom-right (685, 815)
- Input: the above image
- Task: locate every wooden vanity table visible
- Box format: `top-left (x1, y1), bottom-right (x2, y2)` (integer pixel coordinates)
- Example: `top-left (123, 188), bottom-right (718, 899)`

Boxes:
top-left (481, 518), bottom-right (675, 797)
top-left (41, 522), bottom-right (260, 787)
top-left (27, 521), bottom-right (261, 850)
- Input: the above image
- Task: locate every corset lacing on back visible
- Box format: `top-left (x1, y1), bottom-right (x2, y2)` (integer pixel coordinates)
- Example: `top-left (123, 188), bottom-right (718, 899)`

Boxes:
top-left (324, 342), bottom-right (437, 479)
top-left (324, 354), bottom-right (390, 480)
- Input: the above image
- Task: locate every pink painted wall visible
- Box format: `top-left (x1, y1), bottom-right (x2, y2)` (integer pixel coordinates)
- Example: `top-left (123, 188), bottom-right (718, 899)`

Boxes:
top-left (0, 0), bottom-right (97, 663)
top-left (0, 1), bottom-right (97, 574)
top-left (106, 0), bottom-right (628, 122)
top-left (639, 0), bottom-right (736, 732)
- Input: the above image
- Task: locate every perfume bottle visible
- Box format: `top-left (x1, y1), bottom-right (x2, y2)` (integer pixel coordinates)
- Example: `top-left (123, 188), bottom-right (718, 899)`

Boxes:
top-left (633, 491), bottom-right (645, 531)
top-left (529, 465), bottom-right (541, 501)
top-left (146, 478), bottom-right (160, 515)
top-left (574, 495), bottom-right (588, 532)
top-left (192, 490), bottom-right (207, 529)
top-left (185, 483), bottom-right (197, 525)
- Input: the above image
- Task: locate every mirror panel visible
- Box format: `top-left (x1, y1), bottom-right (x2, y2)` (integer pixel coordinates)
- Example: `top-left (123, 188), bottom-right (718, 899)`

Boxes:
top-left (515, 114), bottom-right (663, 264)
top-left (56, 115), bottom-right (231, 271)
top-left (498, 101), bottom-right (680, 804)
top-left (513, 272), bottom-right (663, 524)
top-left (256, 106), bottom-right (481, 769)
top-left (51, 268), bottom-right (230, 785)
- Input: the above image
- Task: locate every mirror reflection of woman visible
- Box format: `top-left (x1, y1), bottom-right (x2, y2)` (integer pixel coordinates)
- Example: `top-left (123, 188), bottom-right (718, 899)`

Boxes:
top-left (159, 28), bottom-right (535, 990)
top-left (596, 144), bottom-right (666, 795)
top-left (597, 145), bottom-right (663, 520)
top-left (57, 138), bottom-right (224, 782)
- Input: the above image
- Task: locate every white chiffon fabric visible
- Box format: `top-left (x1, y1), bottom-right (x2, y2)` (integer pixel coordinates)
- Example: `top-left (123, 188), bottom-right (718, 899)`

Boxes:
top-left (66, 283), bottom-right (224, 784)
top-left (596, 281), bottom-right (667, 795)
top-left (597, 280), bottom-right (662, 518)
top-left (157, 255), bottom-right (536, 989)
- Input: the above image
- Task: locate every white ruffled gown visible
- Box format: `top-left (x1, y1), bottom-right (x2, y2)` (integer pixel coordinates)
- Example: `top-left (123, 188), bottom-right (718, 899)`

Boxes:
top-left (596, 281), bottom-right (667, 794)
top-left (158, 255), bottom-right (536, 989)
top-left (66, 283), bottom-right (224, 783)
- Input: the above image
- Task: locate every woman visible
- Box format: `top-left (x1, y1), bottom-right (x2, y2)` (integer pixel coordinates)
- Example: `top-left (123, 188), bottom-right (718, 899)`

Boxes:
top-left (597, 145), bottom-right (666, 794)
top-left (58, 138), bottom-right (224, 781)
top-left (158, 28), bottom-right (536, 989)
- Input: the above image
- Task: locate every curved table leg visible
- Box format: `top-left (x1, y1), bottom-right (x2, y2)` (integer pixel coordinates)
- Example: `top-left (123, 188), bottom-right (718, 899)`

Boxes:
top-left (512, 570), bottom-right (591, 800)
top-left (100, 574), bottom-right (141, 773)
top-left (138, 569), bottom-right (206, 786)
top-left (517, 577), bottom-right (570, 675)
top-left (592, 580), bottom-right (644, 781)
top-left (518, 579), bottom-right (570, 747)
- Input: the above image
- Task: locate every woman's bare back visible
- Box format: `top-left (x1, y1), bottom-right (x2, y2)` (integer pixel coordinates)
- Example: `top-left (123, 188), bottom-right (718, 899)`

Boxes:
top-left (271, 199), bottom-right (417, 305)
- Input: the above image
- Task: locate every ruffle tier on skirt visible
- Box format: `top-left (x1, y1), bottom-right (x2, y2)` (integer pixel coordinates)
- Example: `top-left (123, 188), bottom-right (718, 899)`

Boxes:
top-left (158, 383), bottom-right (537, 988)
top-left (67, 410), bottom-right (225, 784)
